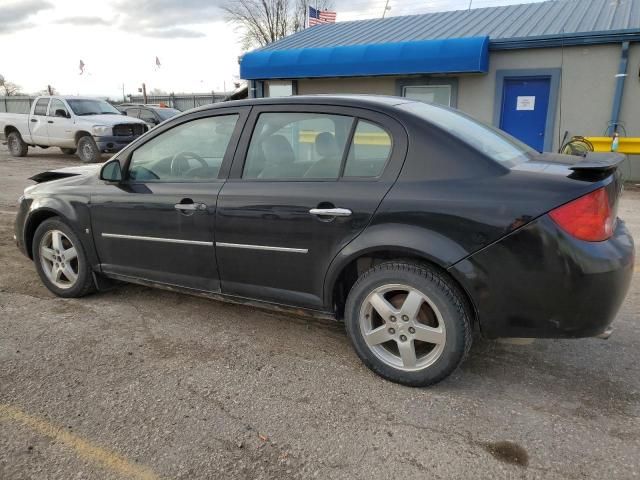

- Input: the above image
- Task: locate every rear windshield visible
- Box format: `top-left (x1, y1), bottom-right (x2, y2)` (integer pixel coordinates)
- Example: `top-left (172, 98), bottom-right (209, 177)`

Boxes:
top-left (399, 102), bottom-right (535, 167)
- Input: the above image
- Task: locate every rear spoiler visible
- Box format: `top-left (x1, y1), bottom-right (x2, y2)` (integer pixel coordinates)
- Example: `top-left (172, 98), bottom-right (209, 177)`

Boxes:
top-left (569, 152), bottom-right (625, 172)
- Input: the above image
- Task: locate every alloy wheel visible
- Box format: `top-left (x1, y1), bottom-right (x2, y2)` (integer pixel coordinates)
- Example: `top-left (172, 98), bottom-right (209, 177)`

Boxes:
top-left (359, 284), bottom-right (446, 372)
top-left (39, 229), bottom-right (79, 289)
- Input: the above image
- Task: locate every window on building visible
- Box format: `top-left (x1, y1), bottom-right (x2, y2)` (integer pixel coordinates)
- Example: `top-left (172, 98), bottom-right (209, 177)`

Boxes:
top-left (344, 120), bottom-right (392, 178)
top-left (402, 85), bottom-right (452, 107)
top-left (243, 112), bottom-right (354, 180)
top-left (267, 81), bottom-right (294, 98)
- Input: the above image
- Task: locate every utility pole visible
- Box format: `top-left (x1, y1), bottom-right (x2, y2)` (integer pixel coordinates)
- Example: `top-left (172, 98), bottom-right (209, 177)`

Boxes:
top-left (47, 85), bottom-right (53, 95)
top-left (122, 83), bottom-right (125, 103)
top-left (468, 0), bottom-right (473, 10)
top-left (382, 0), bottom-right (391, 18)
top-left (142, 83), bottom-right (147, 104)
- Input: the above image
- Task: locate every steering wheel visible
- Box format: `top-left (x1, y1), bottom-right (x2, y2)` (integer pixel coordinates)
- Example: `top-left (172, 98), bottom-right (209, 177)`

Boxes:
top-left (170, 151), bottom-right (208, 177)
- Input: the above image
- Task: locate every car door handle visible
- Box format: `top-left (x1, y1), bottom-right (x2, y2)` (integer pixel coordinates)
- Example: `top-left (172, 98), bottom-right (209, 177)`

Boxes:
top-left (30, 119), bottom-right (37, 123)
top-left (174, 202), bottom-right (207, 211)
top-left (47, 120), bottom-right (54, 124)
top-left (309, 208), bottom-right (352, 217)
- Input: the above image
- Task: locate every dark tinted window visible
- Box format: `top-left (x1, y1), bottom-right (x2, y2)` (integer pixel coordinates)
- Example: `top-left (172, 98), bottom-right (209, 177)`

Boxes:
top-left (399, 102), bottom-right (534, 167)
top-left (139, 109), bottom-right (158, 124)
top-left (33, 98), bottom-right (50, 116)
top-left (128, 115), bottom-right (239, 182)
top-left (344, 120), bottom-right (392, 177)
top-left (243, 112), bottom-right (354, 180)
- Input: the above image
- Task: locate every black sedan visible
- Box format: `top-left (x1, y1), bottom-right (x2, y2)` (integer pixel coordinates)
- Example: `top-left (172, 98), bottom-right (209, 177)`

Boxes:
top-left (14, 96), bottom-right (634, 387)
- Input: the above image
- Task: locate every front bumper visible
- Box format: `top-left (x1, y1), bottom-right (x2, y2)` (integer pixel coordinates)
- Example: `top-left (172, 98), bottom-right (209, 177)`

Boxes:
top-left (449, 215), bottom-right (635, 339)
top-left (14, 196), bottom-right (30, 257)
top-left (94, 135), bottom-right (142, 153)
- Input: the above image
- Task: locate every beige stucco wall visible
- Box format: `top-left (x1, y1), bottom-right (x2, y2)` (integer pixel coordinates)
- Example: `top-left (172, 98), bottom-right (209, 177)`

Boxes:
top-left (293, 43), bottom-right (640, 180)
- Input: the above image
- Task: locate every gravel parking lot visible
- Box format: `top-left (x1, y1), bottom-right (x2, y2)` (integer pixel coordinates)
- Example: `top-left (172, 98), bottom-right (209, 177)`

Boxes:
top-left (0, 146), bottom-right (638, 480)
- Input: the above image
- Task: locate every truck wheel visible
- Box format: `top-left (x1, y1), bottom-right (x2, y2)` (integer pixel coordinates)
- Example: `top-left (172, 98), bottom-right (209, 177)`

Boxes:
top-left (344, 261), bottom-right (473, 387)
top-left (7, 131), bottom-right (28, 157)
top-left (77, 136), bottom-right (101, 163)
top-left (60, 148), bottom-right (77, 155)
top-left (32, 217), bottom-right (96, 298)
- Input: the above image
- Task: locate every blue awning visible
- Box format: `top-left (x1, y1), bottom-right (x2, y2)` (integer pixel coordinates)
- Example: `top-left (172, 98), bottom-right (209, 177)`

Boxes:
top-left (240, 36), bottom-right (489, 80)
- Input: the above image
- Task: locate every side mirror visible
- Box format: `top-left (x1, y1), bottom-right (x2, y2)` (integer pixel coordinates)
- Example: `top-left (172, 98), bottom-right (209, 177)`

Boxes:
top-left (100, 159), bottom-right (123, 182)
top-left (55, 109), bottom-right (69, 118)
top-left (122, 111), bottom-right (128, 116)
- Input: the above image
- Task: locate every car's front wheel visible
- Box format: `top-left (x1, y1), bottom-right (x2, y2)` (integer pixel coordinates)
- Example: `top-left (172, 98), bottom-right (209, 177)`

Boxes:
top-left (32, 218), bottom-right (96, 298)
top-left (345, 262), bottom-right (472, 387)
top-left (77, 136), bottom-right (101, 163)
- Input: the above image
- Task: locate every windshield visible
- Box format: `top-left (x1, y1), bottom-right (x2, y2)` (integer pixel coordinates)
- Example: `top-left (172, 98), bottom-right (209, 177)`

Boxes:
top-left (156, 108), bottom-right (180, 120)
top-left (67, 99), bottom-right (121, 116)
top-left (399, 102), bottom-right (535, 167)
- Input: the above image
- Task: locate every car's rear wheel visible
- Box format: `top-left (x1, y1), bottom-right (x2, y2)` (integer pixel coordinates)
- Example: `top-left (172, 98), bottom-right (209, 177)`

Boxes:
top-left (77, 136), bottom-right (100, 163)
top-left (60, 147), bottom-right (77, 155)
top-left (345, 261), bottom-right (472, 387)
top-left (7, 131), bottom-right (28, 157)
top-left (33, 218), bottom-right (96, 298)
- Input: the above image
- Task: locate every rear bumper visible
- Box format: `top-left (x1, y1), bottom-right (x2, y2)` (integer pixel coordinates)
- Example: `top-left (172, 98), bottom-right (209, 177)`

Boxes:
top-left (449, 215), bottom-right (635, 339)
top-left (93, 135), bottom-right (142, 153)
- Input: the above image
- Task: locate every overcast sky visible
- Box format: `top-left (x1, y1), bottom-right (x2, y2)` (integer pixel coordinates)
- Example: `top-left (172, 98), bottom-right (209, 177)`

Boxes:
top-left (0, 0), bottom-right (547, 99)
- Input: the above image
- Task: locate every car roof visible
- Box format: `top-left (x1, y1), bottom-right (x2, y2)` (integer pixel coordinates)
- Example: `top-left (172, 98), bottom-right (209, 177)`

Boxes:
top-left (193, 94), bottom-right (413, 113)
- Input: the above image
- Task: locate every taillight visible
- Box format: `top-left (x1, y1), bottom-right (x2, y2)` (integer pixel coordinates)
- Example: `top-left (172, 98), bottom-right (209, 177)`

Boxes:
top-left (549, 187), bottom-right (615, 242)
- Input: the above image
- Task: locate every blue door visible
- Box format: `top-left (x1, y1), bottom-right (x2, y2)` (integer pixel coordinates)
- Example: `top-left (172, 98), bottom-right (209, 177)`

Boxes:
top-left (500, 77), bottom-right (551, 152)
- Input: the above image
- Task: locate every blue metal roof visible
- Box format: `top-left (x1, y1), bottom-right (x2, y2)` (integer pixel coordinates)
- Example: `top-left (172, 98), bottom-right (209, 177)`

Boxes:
top-left (258, 0), bottom-right (640, 52)
top-left (241, 37), bottom-right (489, 80)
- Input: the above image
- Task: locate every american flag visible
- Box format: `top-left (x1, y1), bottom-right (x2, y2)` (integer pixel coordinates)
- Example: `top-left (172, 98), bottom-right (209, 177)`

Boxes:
top-left (308, 6), bottom-right (337, 26)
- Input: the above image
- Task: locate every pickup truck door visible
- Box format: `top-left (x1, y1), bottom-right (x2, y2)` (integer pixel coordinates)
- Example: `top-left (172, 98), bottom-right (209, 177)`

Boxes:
top-left (30, 97), bottom-right (51, 145)
top-left (46, 99), bottom-right (75, 148)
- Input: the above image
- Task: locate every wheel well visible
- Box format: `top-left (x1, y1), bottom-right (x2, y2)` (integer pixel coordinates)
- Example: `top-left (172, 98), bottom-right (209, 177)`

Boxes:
top-left (4, 125), bottom-right (19, 138)
top-left (330, 250), bottom-right (477, 326)
top-left (74, 131), bottom-right (92, 145)
top-left (24, 210), bottom-right (59, 259)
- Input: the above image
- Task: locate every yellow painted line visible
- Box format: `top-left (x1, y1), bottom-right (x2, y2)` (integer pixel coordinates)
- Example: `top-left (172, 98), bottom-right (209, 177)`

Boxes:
top-left (0, 403), bottom-right (159, 480)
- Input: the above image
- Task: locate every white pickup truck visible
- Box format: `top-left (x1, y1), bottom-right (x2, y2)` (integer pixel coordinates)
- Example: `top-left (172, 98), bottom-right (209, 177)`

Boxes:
top-left (0, 96), bottom-right (148, 162)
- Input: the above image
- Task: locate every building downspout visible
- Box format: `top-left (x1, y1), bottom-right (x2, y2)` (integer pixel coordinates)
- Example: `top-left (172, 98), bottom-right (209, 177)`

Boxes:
top-left (607, 41), bottom-right (630, 136)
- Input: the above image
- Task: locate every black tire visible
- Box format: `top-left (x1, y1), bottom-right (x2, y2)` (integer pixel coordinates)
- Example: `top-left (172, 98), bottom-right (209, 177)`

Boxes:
top-left (344, 262), bottom-right (472, 387)
top-left (32, 217), bottom-right (96, 298)
top-left (7, 131), bottom-right (28, 157)
top-left (60, 147), bottom-right (77, 155)
top-left (76, 136), bottom-right (101, 163)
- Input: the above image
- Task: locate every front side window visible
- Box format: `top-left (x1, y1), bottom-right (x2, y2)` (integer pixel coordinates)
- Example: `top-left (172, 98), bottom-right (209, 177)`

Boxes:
top-left (399, 101), bottom-right (534, 167)
top-left (49, 99), bottom-right (69, 117)
top-left (243, 113), bottom-right (354, 180)
top-left (33, 98), bottom-right (50, 116)
top-left (128, 114), bottom-right (239, 182)
top-left (344, 120), bottom-right (392, 178)
top-left (139, 109), bottom-right (158, 124)
top-left (67, 99), bottom-right (121, 116)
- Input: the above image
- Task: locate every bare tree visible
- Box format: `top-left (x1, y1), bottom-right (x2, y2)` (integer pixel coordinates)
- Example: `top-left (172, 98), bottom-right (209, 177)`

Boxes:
top-left (225, 0), bottom-right (333, 49)
top-left (0, 81), bottom-right (23, 96)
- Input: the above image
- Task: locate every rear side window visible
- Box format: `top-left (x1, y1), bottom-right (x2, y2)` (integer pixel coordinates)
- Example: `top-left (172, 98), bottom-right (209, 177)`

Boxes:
top-left (344, 120), bottom-right (392, 177)
top-left (33, 98), bottom-right (50, 116)
top-left (399, 101), bottom-right (534, 167)
top-left (243, 113), bottom-right (354, 180)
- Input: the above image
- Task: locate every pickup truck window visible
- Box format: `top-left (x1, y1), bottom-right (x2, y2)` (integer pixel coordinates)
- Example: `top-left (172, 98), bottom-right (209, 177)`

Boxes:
top-left (49, 99), bottom-right (69, 117)
top-left (67, 99), bottom-right (121, 116)
top-left (34, 98), bottom-right (50, 116)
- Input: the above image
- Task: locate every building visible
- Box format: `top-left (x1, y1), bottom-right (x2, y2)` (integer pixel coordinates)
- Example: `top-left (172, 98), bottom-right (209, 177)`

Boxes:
top-left (240, 0), bottom-right (640, 179)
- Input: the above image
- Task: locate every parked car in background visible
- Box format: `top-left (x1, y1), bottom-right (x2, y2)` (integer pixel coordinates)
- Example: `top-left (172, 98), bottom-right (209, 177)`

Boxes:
top-left (14, 96), bottom-right (634, 387)
top-left (117, 104), bottom-right (181, 129)
top-left (0, 96), bottom-right (148, 163)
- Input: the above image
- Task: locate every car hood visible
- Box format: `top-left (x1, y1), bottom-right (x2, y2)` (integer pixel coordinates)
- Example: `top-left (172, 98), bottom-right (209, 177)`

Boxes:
top-left (77, 114), bottom-right (146, 125)
top-left (29, 164), bottom-right (102, 184)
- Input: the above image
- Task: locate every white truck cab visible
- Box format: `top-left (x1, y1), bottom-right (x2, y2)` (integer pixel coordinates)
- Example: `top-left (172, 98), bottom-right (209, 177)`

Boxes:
top-left (0, 96), bottom-right (148, 162)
